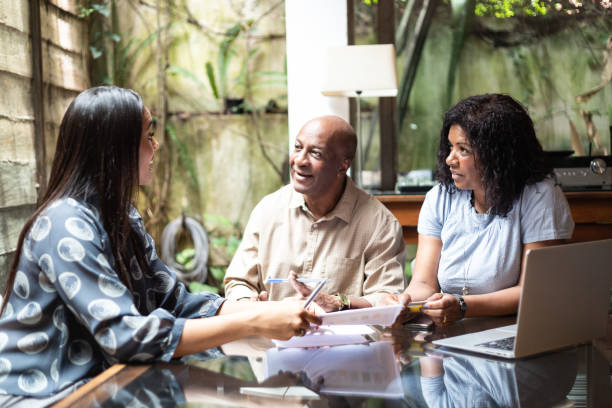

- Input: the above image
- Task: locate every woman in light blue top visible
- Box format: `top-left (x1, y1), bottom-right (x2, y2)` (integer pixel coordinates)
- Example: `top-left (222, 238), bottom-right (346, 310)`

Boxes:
top-left (0, 86), bottom-right (320, 403)
top-left (392, 94), bottom-right (574, 326)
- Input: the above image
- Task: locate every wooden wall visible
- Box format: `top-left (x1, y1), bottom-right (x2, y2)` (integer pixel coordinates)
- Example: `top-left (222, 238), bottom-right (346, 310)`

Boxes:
top-left (0, 0), bottom-right (88, 292)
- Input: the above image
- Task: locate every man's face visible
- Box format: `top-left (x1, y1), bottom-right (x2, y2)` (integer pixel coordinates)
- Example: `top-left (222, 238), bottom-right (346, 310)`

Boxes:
top-left (289, 122), bottom-right (346, 200)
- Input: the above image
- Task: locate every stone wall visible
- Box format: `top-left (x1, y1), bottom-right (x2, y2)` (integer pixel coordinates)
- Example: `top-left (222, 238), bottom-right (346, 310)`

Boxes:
top-left (0, 0), bottom-right (88, 292)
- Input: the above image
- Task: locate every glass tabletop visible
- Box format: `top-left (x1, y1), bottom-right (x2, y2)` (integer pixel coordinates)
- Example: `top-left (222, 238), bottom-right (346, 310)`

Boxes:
top-left (60, 316), bottom-right (612, 407)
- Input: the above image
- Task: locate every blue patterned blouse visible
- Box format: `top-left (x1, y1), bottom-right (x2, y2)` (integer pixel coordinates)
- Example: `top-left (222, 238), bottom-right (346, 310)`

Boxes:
top-left (0, 197), bottom-right (225, 397)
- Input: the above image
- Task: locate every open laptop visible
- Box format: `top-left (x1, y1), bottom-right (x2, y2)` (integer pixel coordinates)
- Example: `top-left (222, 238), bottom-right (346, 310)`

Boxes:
top-left (433, 239), bottom-right (612, 359)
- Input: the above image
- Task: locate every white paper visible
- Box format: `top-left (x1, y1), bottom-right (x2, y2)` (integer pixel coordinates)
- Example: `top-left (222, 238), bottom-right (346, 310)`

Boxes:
top-left (320, 304), bottom-right (403, 326)
top-left (239, 386), bottom-right (320, 399)
top-left (272, 325), bottom-right (374, 348)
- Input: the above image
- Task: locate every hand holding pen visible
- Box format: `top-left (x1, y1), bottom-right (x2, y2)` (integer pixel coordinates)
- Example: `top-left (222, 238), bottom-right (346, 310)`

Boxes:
top-left (284, 271), bottom-right (346, 313)
top-left (301, 278), bottom-right (327, 309)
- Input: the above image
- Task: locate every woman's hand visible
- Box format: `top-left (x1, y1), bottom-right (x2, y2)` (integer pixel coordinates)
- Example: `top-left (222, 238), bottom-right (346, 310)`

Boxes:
top-left (382, 292), bottom-right (421, 327)
top-left (250, 300), bottom-right (322, 340)
top-left (421, 293), bottom-right (462, 327)
top-left (288, 271), bottom-right (342, 312)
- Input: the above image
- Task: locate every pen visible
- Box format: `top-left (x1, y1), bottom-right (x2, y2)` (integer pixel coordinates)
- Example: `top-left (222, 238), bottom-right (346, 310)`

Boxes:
top-left (302, 278), bottom-right (327, 309)
top-left (267, 278), bottom-right (325, 284)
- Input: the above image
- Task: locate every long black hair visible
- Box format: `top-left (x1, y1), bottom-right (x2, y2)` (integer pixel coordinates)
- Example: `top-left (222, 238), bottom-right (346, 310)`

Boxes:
top-left (435, 93), bottom-right (552, 217)
top-left (1, 86), bottom-right (149, 314)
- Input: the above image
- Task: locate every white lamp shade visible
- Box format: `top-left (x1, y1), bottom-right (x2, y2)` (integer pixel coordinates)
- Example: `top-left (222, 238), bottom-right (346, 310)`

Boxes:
top-left (321, 44), bottom-right (398, 97)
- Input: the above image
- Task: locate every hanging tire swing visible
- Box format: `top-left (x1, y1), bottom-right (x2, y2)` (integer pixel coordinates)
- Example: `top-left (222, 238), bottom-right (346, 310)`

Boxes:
top-left (160, 214), bottom-right (209, 284)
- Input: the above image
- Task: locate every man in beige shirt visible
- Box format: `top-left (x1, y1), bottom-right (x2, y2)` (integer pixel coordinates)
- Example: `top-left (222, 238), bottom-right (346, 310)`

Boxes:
top-left (224, 115), bottom-right (405, 310)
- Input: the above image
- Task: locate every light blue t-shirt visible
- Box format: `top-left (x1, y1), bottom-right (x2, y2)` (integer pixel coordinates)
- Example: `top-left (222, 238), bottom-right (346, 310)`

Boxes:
top-left (417, 178), bottom-right (574, 295)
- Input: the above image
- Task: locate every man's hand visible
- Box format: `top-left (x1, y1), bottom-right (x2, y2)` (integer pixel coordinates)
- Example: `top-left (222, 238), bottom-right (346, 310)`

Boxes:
top-left (288, 271), bottom-right (342, 312)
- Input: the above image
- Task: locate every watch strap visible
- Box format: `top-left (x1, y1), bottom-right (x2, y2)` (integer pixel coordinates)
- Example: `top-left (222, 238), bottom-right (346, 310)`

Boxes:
top-left (452, 293), bottom-right (466, 317)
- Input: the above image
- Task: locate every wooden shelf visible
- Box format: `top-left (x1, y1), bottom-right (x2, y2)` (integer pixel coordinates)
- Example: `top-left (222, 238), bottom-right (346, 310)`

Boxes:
top-left (377, 191), bottom-right (612, 244)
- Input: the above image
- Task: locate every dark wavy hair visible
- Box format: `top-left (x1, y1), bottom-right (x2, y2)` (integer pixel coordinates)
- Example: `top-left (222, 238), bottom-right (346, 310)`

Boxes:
top-left (1, 86), bottom-right (149, 314)
top-left (435, 94), bottom-right (552, 217)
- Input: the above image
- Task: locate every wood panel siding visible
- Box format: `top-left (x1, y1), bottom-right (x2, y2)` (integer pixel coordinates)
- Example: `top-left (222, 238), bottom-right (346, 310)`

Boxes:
top-left (0, 0), bottom-right (88, 292)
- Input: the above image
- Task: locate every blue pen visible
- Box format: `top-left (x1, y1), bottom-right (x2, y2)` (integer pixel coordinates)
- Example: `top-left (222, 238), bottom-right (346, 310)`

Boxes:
top-left (267, 278), bottom-right (325, 284)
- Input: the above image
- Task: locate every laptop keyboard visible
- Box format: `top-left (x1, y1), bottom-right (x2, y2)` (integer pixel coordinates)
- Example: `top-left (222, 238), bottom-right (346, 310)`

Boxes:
top-left (476, 336), bottom-right (515, 351)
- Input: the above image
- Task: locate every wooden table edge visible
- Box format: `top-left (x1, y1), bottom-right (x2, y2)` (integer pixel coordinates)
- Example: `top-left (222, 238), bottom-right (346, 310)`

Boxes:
top-left (51, 363), bottom-right (149, 408)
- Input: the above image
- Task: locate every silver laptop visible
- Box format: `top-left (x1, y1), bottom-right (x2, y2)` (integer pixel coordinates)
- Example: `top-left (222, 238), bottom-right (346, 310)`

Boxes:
top-left (433, 239), bottom-right (612, 359)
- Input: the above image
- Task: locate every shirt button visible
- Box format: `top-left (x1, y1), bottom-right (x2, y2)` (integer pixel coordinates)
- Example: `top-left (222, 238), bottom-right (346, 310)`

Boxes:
top-left (312, 224), bottom-right (318, 230)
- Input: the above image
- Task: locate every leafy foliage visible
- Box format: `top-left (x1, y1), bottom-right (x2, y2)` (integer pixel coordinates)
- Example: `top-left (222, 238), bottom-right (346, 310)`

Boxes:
top-left (188, 281), bottom-right (220, 294)
top-left (205, 23), bottom-right (243, 104)
top-left (475, 0), bottom-right (548, 18)
top-left (77, 1), bottom-right (110, 18)
top-left (175, 247), bottom-right (196, 270)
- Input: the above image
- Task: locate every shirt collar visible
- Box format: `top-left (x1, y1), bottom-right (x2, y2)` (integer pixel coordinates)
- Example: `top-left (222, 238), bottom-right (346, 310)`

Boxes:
top-left (288, 176), bottom-right (358, 224)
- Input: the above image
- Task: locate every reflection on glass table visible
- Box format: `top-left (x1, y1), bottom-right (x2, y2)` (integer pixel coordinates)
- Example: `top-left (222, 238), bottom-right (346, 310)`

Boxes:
top-left (265, 342), bottom-right (403, 398)
top-left (55, 318), bottom-right (612, 408)
top-left (418, 347), bottom-right (580, 407)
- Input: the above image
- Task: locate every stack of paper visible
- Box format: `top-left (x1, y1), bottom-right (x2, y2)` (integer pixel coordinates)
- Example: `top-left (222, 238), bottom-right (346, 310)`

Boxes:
top-left (273, 324), bottom-right (374, 348)
top-left (320, 304), bottom-right (403, 326)
top-left (273, 305), bottom-right (403, 348)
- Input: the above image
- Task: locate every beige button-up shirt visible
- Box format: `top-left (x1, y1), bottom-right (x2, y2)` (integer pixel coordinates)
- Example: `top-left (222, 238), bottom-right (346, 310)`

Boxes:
top-left (224, 177), bottom-right (406, 306)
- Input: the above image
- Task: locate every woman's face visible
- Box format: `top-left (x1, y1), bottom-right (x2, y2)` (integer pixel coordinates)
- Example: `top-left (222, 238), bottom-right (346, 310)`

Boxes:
top-left (139, 107), bottom-right (158, 186)
top-left (445, 125), bottom-right (483, 193)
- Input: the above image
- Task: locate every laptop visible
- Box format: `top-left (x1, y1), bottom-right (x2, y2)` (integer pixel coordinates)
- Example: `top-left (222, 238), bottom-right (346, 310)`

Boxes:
top-left (433, 239), bottom-right (612, 359)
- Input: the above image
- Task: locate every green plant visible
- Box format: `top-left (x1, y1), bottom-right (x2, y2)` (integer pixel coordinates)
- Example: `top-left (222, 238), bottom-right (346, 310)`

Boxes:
top-left (175, 248), bottom-right (219, 294)
top-left (188, 281), bottom-right (219, 295)
top-left (205, 23), bottom-right (245, 110)
top-left (204, 20), bottom-right (287, 113)
top-left (175, 247), bottom-right (196, 269)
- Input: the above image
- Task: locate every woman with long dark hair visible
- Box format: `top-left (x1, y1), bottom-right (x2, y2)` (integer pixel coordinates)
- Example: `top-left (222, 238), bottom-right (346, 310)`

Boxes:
top-left (0, 86), bottom-right (320, 404)
top-left (391, 94), bottom-right (574, 326)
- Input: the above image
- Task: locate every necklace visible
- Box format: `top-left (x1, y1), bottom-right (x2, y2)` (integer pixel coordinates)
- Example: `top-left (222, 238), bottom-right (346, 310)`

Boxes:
top-left (461, 229), bottom-right (482, 295)
top-left (462, 193), bottom-right (488, 295)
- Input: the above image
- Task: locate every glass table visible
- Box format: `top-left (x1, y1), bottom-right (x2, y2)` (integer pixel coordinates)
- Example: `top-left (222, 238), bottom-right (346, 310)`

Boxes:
top-left (53, 316), bottom-right (612, 407)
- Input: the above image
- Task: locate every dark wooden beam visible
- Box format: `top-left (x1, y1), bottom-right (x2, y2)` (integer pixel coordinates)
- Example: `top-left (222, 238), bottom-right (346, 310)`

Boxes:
top-left (347, 0), bottom-right (356, 137)
top-left (29, 0), bottom-right (47, 202)
top-left (377, 0), bottom-right (397, 191)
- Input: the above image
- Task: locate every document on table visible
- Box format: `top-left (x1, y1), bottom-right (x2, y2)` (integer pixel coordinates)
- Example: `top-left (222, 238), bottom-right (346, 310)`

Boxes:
top-left (272, 325), bottom-right (374, 348)
top-left (320, 304), bottom-right (403, 326)
top-left (239, 386), bottom-right (320, 400)
top-left (272, 305), bottom-right (403, 349)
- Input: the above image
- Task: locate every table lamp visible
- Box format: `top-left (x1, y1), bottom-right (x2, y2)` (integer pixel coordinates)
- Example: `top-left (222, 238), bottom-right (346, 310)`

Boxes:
top-left (321, 44), bottom-right (398, 187)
